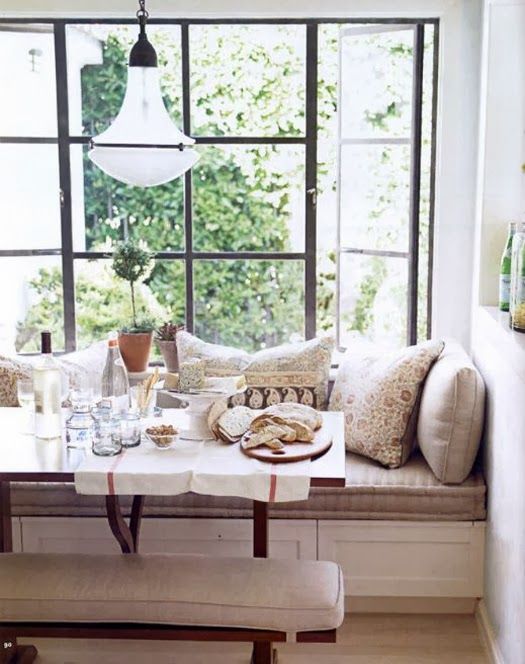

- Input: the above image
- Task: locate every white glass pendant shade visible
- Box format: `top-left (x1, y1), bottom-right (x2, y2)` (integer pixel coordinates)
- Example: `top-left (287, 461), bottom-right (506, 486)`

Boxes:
top-left (89, 67), bottom-right (199, 187)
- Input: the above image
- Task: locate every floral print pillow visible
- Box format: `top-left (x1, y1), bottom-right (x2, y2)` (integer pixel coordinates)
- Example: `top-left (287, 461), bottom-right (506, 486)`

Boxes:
top-left (329, 339), bottom-right (444, 468)
top-left (177, 332), bottom-right (334, 409)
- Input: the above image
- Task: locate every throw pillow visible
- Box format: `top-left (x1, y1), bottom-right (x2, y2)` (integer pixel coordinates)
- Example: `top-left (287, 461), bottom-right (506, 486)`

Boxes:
top-left (0, 358), bottom-right (32, 406)
top-left (329, 339), bottom-right (444, 468)
top-left (417, 340), bottom-right (485, 484)
top-left (176, 332), bottom-right (334, 409)
top-left (0, 341), bottom-right (108, 407)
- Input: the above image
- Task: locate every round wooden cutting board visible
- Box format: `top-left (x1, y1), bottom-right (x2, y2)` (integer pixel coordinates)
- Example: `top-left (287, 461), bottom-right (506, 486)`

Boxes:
top-left (240, 423), bottom-right (333, 463)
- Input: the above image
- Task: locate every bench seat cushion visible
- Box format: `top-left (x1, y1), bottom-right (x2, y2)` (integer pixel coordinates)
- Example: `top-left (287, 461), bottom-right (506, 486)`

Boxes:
top-left (0, 553), bottom-right (344, 634)
top-left (10, 452), bottom-right (486, 521)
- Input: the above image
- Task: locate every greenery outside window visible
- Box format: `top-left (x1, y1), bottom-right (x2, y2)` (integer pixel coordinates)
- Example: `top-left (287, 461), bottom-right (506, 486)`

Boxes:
top-left (0, 18), bottom-right (438, 356)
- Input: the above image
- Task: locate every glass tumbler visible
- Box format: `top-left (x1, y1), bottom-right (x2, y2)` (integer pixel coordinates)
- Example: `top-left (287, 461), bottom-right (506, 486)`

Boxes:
top-left (119, 411), bottom-right (142, 448)
top-left (92, 416), bottom-right (122, 457)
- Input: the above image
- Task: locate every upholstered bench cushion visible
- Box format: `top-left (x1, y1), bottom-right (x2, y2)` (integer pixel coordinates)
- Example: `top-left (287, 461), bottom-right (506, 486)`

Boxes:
top-left (10, 451), bottom-right (486, 521)
top-left (0, 553), bottom-right (344, 633)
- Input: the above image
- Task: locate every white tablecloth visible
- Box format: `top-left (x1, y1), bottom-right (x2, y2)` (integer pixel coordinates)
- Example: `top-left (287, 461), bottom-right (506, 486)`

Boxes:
top-left (74, 412), bottom-right (311, 503)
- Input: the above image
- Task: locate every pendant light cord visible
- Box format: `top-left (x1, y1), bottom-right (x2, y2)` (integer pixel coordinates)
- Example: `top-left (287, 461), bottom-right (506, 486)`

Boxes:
top-left (136, 0), bottom-right (149, 33)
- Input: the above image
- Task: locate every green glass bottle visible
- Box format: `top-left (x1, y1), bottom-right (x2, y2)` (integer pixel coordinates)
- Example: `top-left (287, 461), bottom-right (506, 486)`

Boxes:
top-left (499, 222), bottom-right (517, 311)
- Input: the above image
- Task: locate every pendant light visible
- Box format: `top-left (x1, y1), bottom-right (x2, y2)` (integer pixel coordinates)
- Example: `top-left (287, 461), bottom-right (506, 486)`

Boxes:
top-left (88, 0), bottom-right (199, 187)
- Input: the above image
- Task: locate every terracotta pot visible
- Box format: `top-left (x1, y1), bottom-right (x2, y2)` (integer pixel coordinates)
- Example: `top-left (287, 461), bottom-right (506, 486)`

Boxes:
top-left (156, 339), bottom-right (179, 372)
top-left (118, 331), bottom-right (153, 373)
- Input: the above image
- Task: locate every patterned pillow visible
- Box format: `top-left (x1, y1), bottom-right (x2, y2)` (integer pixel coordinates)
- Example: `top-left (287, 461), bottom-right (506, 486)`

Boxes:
top-left (329, 339), bottom-right (444, 468)
top-left (0, 358), bottom-right (32, 406)
top-left (177, 332), bottom-right (334, 410)
top-left (0, 341), bottom-right (107, 408)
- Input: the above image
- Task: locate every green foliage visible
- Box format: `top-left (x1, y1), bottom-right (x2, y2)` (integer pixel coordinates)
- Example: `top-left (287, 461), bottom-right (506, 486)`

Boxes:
top-left (16, 264), bottom-right (166, 352)
top-left (111, 240), bottom-right (153, 285)
top-left (79, 31), bottom-right (304, 351)
top-left (155, 322), bottom-right (185, 341)
top-left (111, 240), bottom-right (154, 329)
top-left (17, 25), bottom-right (431, 353)
top-left (347, 258), bottom-right (388, 335)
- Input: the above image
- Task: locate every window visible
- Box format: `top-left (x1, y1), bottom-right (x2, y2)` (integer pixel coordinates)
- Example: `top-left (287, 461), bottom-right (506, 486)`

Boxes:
top-left (0, 18), bottom-right (438, 355)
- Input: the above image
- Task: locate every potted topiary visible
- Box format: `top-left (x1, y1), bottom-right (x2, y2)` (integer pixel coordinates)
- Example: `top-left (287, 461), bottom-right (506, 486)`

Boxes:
top-left (111, 240), bottom-right (155, 372)
top-left (155, 322), bottom-right (185, 372)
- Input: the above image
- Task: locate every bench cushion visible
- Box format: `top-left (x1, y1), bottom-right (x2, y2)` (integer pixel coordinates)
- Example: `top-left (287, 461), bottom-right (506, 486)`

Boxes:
top-left (0, 553), bottom-right (344, 634)
top-left (11, 452), bottom-right (486, 521)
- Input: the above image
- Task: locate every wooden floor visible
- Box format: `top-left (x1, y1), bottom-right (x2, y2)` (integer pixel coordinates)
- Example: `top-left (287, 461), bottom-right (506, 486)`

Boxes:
top-left (22, 614), bottom-right (488, 663)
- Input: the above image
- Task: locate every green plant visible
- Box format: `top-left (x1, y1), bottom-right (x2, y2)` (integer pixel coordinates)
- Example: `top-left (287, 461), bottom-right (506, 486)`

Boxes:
top-left (155, 322), bottom-right (185, 341)
top-left (111, 240), bottom-right (154, 330)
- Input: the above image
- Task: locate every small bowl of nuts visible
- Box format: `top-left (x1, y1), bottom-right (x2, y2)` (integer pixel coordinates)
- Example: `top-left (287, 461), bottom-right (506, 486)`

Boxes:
top-left (145, 424), bottom-right (179, 449)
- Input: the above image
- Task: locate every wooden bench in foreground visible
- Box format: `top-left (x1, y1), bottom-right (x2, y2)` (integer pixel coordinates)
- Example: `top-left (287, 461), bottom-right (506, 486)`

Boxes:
top-left (0, 553), bottom-right (344, 664)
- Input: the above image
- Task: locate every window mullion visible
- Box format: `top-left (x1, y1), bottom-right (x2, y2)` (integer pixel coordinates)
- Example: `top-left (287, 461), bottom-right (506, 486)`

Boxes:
top-left (181, 23), bottom-right (194, 334)
top-left (407, 23), bottom-right (425, 345)
top-left (305, 22), bottom-right (318, 341)
top-left (54, 22), bottom-right (76, 352)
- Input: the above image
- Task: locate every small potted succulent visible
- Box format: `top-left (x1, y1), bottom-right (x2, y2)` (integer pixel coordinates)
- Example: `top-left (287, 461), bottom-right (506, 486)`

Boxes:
top-left (111, 240), bottom-right (155, 372)
top-left (155, 322), bottom-right (185, 372)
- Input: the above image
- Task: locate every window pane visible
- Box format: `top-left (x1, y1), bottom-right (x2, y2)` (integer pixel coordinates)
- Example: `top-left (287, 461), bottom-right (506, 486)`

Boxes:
top-left (340, 144), bottom-right (411, 253)
top-left (67, 24), bottom-right (182, 136)
top-left (190, 25), bottom-right (306, 137)
top-left (0, 256), bottom-right (64, 354)
top-left (148, 260), bottom-right (185, 325)
top-left (340, 26), bottom-right (414, 139)
top-left (74, 259), bottom-right (173, 348)
top-left (0, 144), bottom-right (61, 250)
top-left (0, 25), bottom-right (57, 137)
top-left (71, 145), bottom-right (184, 252)
top-left (194, 260), bottom-right (304, 351)
top-left (192, 145), bottom-right (304, 252)
top-left (338, 254), bottom-right (407, 348)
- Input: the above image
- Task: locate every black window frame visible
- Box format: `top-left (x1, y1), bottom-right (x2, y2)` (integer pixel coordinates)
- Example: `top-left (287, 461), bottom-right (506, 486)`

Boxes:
top-left (0, 17), bottom-right (439, 353)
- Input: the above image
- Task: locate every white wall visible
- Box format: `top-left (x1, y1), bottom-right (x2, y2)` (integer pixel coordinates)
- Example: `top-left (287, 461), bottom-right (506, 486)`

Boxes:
top-left (473, 308), bottom-right (525, 664)
top-left (0, 0), bottom-right (483, 349)
top-left (474, 0), bottom-right (525, 308)
top-left (473, 2), bottom-right (525, 663)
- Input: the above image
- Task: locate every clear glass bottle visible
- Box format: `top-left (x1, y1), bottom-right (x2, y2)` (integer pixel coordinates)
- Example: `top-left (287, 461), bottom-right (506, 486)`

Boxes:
top-left (499, 222), bottom-right (517, 311)
top-left (101, 332), bottom-right (130, 412)
top-left (33, 331), bottom-right (62, 439)
top-left (510, 223), bottom-right (525, 332)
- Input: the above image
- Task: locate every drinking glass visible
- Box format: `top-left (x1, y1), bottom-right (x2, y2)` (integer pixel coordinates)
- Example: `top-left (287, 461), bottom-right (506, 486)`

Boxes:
top-left (17, 378), bottom-right (34, 434)
top-left (92, 416), bottom-right (122, 457)
top-left (130, 385), bottom-right (157, 418)
top-left (69, 372), bottom-right (95, 411)
top-left (119, 411), bottom-right (141, 448)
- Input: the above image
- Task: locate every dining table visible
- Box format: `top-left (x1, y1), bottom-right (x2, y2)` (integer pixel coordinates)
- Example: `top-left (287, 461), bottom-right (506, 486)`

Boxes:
top-left (0, 407), bottom-right (345, 556)
top-left (0, 406), bottom-right (345, 663)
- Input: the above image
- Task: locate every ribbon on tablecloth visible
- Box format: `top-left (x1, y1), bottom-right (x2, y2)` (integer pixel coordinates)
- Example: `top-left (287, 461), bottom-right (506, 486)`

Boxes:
top-left (74, 437), bottom-right (311, 503)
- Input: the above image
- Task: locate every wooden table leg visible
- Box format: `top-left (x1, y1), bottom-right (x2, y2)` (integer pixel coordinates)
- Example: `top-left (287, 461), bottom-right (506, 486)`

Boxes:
top-left (0, 481), bottom-right (12, 553)
top-left (105, 495), bottom-right (145, 554)
top-left (0, 494), bottom-right (38, 663)
top-left (252, 501), bottom-right (274, 663)
top-left (253, 500), bottom-right (268, 558)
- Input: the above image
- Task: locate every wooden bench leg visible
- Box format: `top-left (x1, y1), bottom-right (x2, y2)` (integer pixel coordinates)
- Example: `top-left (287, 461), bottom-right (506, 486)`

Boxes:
top-left (251, 643), bottom-right (277, 664)
top-left (0, 632), bottom-right (38, 664)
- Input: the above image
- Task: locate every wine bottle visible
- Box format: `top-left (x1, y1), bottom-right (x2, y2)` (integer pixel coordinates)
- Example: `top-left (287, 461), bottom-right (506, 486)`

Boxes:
top-left (33, 331), bottom-right (62, 439)
top-left (499, 222), bottom-right (517, 311)
top-left (101, 332), bottom-right (130, 413)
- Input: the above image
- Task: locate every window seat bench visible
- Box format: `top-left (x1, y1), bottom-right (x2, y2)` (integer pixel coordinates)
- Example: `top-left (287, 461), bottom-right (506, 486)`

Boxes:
top-left (10, 451), bottom-right (485, 522)
top-left (7, 451), bottom-right (486, 607)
